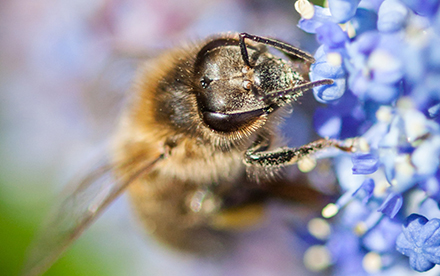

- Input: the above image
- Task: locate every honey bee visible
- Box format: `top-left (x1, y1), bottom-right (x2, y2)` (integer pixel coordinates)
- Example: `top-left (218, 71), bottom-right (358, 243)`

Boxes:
top-left (22, 33), bottom-right (349, 276)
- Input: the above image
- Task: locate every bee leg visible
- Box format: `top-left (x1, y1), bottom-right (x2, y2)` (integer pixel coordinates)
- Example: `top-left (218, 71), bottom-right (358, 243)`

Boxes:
top-left (244, 138), bottom-right (352, 168)
top-left (239, 32), bottom-right (316, 64)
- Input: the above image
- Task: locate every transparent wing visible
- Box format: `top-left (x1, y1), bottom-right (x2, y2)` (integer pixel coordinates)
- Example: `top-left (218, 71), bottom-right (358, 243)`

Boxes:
top-left (21, 153), bottom-right (163, 276)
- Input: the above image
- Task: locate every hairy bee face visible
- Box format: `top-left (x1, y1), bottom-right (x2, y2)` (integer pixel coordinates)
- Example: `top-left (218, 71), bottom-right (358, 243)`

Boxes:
top-left (197, 48), bottom-right (262, 112)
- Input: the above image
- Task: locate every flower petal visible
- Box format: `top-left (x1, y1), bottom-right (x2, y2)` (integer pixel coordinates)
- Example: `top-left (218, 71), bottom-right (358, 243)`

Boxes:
top-left (377, 0), bottom-right (409, 33)
top-left (377, 192), bottom-right (403, 218)
top-left (328, 0), bottom-right (362, 23)
top-left (352, 153), bottom-right (380, 174)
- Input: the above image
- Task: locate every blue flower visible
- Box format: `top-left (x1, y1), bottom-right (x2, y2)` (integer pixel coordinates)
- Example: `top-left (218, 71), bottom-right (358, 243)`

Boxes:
top-left (326, 228), bottom-right (366, 276)
top-left (295, 0), bottom-right (440, 273)
top-left (396, 214), bottom-right (440, 272)
top-left (412, 136), bottom-right (440, 176)
top-left (400, 0), bottom-right (440, 17)
top-left (298, 6), bottom-right (333, 33)
top-left (351, 153), bottom-right (380, 174)
top-left (350, 8), bottom-right (378, 36)
top-left (310, 45), bottom-right (347, 103)
top-left (352, 178), bottom-right (375, 204)
top-left (363, 217), bottom-right (401, 253)
top-left (419, 171), bottom-right (440, 202)
top-left (377, 0), bottom-right (409, 33)
top-left (328, 0), bottom-right (361, 23)
top-left (377, 192), bottom-right (403, 218)
top-left (313, 91), bottom-right (367, 138)
top-left (316, 23), bottom-right (349, 51)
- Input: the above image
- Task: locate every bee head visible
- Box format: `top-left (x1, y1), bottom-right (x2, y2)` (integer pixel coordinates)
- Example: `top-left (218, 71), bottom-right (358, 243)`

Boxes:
top-left (193, 36), bottom-right (301, 134)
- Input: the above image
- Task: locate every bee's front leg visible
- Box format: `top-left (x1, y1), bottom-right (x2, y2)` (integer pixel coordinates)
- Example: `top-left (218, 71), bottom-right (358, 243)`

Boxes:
top-left (244, 138), bottom-right (353, 168)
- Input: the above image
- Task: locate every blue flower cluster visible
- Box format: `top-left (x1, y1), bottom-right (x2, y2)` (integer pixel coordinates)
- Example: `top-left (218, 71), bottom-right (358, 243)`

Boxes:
top-left (295, 0), bottom-right (440, 274)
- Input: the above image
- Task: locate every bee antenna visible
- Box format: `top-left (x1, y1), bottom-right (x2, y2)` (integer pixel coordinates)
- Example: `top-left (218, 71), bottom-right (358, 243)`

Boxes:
top-left (238, 33), bottom-right (251, 67)
top-left (239, 33), bottom-right (316, 64)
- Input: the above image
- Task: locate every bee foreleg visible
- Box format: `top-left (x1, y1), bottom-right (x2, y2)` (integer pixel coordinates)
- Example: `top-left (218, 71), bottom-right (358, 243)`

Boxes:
top-left (244, 138), bottom-right (352, 168)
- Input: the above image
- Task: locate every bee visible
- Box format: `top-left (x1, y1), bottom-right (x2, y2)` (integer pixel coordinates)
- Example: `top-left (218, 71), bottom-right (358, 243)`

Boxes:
top-left (22, 33), bottom-right (349, 276)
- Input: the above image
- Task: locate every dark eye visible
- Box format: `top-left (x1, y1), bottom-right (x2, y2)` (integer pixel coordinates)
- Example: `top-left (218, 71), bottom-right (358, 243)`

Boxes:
top-left (200, 76), bottom-right (212, 89)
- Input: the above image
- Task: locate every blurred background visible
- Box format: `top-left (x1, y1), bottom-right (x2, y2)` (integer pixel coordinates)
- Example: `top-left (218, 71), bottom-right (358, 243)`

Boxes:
top-left (0, 0), bottom-right (327, 275)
